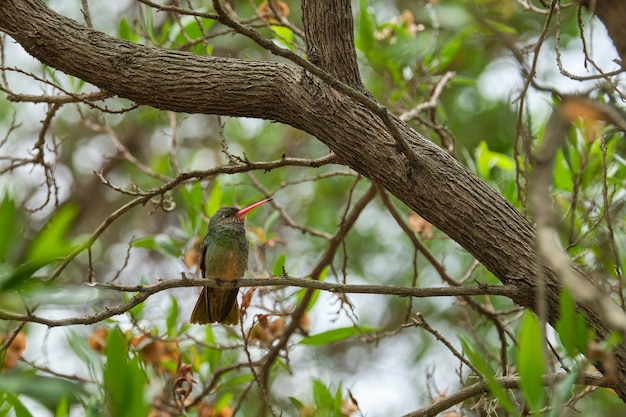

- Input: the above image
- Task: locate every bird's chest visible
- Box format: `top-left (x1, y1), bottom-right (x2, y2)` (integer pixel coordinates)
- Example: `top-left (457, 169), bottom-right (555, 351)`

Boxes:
top-left (203, 236), bottom-right (248, 280)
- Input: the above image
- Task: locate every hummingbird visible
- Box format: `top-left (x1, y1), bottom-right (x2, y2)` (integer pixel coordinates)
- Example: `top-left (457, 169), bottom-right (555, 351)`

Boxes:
top-left (190, 198), bottom-right (272, 325)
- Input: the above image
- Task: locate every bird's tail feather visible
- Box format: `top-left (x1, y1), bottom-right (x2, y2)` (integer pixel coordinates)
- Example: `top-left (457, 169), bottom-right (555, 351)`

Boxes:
top-left (190, 287), bottom-right (240, 325)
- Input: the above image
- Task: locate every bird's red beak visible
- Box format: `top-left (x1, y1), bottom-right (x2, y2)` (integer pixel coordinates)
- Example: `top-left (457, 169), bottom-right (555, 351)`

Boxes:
top-left (236, 198), bottom-right (273, 217)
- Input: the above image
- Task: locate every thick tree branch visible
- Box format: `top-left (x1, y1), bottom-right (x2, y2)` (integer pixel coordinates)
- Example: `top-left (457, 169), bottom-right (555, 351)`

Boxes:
top-left (301, 0), bottom-right (365, 90)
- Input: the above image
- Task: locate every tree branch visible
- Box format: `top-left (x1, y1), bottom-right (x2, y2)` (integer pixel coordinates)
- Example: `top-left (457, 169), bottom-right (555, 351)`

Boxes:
top-left (49, 153), bottom-right (338, 280)
top-left (0, 277), bottom-right (517, 327)
top-left (404, 371), bottom-right (608, 417)
top-left (301, 0), bottom-right (365, 90)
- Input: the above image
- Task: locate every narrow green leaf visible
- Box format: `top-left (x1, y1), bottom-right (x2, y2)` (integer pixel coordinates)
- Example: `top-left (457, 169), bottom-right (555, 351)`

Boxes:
top-left (438, 34), bottom-right (463, 71)
top-left (222, 374), bottom-right (254, 389)
top-left (312, 379), bottom-right (333, 407)
top-left (0, 193), bottom-right (22, 263)
top-left (133, 234), bottom-right (180, 258)
top-left (166, 296), bottom-right (179, 337)
top-left (555, 289), bottom-right (578, 357)
top-left (214, 392), bottom-right (233, 412)
top-left (483, 18), bottom-right (517, 34)
top-left (299, 326), bottom-right (375, 346)
top-left (126, 292), bottom-right (145, 320)
top-left (205, 182), bottom-right (223, 217)
top-left (54, 397), bottom-right (69, 417)
top-left (272, 253), bottom-right (287, 276)
top-left (518, 311), bottom-right (545, 413)
top-left (288, 396), bottom-right (304, 410)
top-left (179, 183), bottom-right (204, 232)
top-left (26, 204), bottom-right (80, 264)
top-left (602, 331), bottom-right (623, 351)
top-left (104, 328), bottom-right (149, 417)
top-left (356, 0), bottom-right (375, 51)
top-left (271, 25), bottom-right (294, 50)
top-left (556, 289), bottom-right (593, 357)
top-left (460, 337), bottom-right (519, 416)
top-left (0, 375), bottom-right (84, 412)
top-left (263, 210), bottom-right (280, 233)
top-left (203, 325), bottom-right (222, 370)
top-left (132, 236), bottom-right (157, 250)
top-left (303, 288), bottom-right (320, 312)
top-left (4, 393), bottom-right (33, 417)
top-left (548, 369), bottom-right (579, 417)
top-left (118, 17), bottom-right (138, 42)
top-left (333, 383), bottom-right (343, 413)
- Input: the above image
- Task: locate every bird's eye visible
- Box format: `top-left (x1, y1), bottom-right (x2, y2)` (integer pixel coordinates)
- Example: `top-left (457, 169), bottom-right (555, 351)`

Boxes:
top-left (224, 213), bottom-right (231, 218)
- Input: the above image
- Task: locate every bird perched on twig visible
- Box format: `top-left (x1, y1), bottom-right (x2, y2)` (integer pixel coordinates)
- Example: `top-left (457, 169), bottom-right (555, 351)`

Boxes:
top-left (190, 198), bottom-right (272, 325)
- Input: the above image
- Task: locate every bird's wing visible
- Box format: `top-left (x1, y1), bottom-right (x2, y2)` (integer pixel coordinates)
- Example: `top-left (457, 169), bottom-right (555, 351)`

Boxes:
top-left (200, 234), bottom-right (208, 278)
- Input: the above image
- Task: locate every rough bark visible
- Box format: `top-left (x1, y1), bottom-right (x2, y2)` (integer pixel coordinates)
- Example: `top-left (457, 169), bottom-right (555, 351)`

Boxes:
top-left (1, 0), bottom-right (625, 399)
top-left (301, 0), bottom-right (366, 91)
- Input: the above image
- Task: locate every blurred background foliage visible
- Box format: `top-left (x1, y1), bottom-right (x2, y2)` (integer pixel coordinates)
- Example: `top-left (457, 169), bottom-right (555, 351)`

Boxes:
top-left (1, 0), bottom-right (626, 416)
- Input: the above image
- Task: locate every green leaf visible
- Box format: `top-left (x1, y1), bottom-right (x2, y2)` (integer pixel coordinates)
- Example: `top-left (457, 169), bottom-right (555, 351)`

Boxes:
top-left (556, 289), bottom-right (580, 357)
top-left (548, 368), bottom-right (579, 417)
top-left (356, 0), bottom-right (375, 51)
top-left (271, 25), bottom-right (294, 50)
top-left (132, 234), bottom-right (180, 258)
top-left (272, 253), bottom-right (287, 276)
top-left (333, 383), bottom-right (343, 413)
top-left (166, 296), bottom-right (179, 337)
top-left (202, 325), bottom-right (222, 370)
top-left (214, 392), bottom-right (233, 412)
top-left (26, 204), bottom-right (80, 265)
top-left (288, 396), bottom-right (304, 410)
top-left (518, 311), bottom-right (545, 413)
top-left (556, 289), bottom-right (591, 357)
top-left (169, 15), bottom-right (215, 54)
top-left (104, 328), bottom-right (149, 417)
top-left (438, 34), bottom-right (463, 71)
top-left (66, 329), bottom-right (101, 376)
top-left (483, 18), bottom-right (517, 34)
top-left (297, 267), bottom-right (328, 312)
top-left (460, 337), bottom-right (519, 416)
top-left (2, 204), bottom-right (82, 290)
top-left (179, 182), bottom-right (204, 233)
top-left (475, 141), bottom-right (515, 179)
top-left (0, 193), bottom-right (23, 263)
top-left (54, 397), bottom-right (69, 417)
top-left (222, 374), bottom-right (254, 389)
top-left (312, 379), bottom-right (333, 408)
top-left (3, 393), bottom-right (33, 417)
top-left (601, 331), bottom-right (623, 351)
top-left (0, 375), bottom-right (84, 412)
top-left (303, 288), bottom-right (320, 312)
top-left (263, 209), bottom-right (280, 233)
top-left (299, 326), bottom-right (375, 346)
top-left (138, 4), bottom-right (156, 44)
top-left (118, 17), bottom-right (138, 42)
top-left (205, 182), bottom-right (223, 217)
top-left (126, 292), bottom-right (145, 320)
